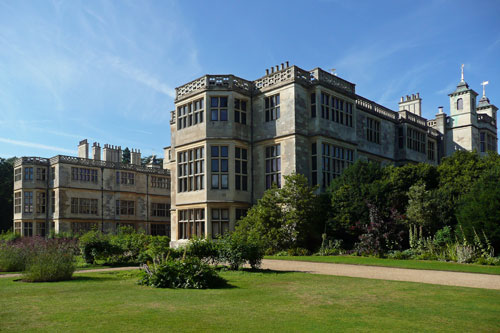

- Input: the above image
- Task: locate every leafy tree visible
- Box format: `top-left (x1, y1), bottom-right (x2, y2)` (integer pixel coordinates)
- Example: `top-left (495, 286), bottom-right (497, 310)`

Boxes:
top-left (122, 147), bottom-right (131, 164)
top-left (405, 183), bottom-right (439, 236)
top-left (456, 165), bottom-right (500, 252)
top-left (234, 173), bottom-right (320, 253)
top-left (0, 158), bottom-right (15, 232)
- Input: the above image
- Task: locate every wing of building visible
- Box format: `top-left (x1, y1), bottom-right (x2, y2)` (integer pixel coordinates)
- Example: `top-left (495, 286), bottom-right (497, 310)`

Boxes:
top-left (13, 141), bottom-right (171, 237)
top-left (165, 63), bottom-right (497, 246)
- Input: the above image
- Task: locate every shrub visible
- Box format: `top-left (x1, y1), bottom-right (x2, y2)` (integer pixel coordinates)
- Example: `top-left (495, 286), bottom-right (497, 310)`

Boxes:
top-left (0, 230), bottom-right (20, 243)
top-left (287, 247), bottom-right (310, 256)
top-left (387, 249), bottom-right (414, 260)
top-left (138, 256), bottom-right (225, 289)
top-left (110, 228), bottom-right (151, 263)
top-left (217, 234), bottom-right (265, 270)
top-left (79, 230), bottom-right (120, 264)
top-left (433, 226), bottom-right (454, 248)
top-left (144, 236), bottom-right (171, 261)
top-left (22, 238), bottom-right (77, 282)
top-left (0, 240), bottom-right (29, 271)
top-left (186, 237), bottom-right (219, 264)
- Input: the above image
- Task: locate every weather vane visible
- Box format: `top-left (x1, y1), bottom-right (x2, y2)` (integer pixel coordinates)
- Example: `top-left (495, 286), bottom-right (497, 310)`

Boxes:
top-left (461, 64), bottom-right (465, 82)
top-left (481, 81), bottom-right (489, 97)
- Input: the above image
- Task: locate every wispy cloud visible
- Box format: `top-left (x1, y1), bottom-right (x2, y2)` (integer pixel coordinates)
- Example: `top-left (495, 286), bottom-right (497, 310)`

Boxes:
top-left (0, 137), bottom-right (74, 154)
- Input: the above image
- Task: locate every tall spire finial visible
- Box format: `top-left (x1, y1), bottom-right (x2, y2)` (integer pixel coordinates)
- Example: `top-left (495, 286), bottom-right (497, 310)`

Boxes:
top-left (481, 81), bottom-right (489, 98)
top-left (461, 64), bottom-right (465, 82)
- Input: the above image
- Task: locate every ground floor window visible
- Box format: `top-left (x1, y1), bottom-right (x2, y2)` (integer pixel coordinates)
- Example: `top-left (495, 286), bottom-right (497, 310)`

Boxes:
top-left (212, 208), bottom-right (229, 238)
top-left (35, 222), bottom-right (46, 237)
top-left (71, 222), bottom-right (97, 234)
top-left (178, 209), bottom-right (205, 239)
top-left (151, 223), bottom-right (170, 237)
top-left (23, 222), bottom-right (33, 237)
top-left (14, 222), bottom-right (21, 234)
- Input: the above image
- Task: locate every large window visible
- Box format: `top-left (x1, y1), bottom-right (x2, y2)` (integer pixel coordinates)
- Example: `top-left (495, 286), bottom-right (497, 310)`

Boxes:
top-left (71, 198), bottom-right (98, 215)
top-left (24, 167), bottom-right (33, 180)
top-left (36, 192), bottom-right (46, 214)
top-left (236, 208), bottom-right (248, 222)
top-left (151, 223), bottom-right (169, 237)
top-left (320, 92), bottom-right (353, 127)
top-left (151, 176), bottom-right (170, 189)
top-left (14, 192), bottom-right (21, 213)
top-left (234, 98), bottom-right (247, 124)
top-left (428, 141), bottom-right (435, 161)
top-left (178, 208), bottom-right (205, 239)
top-left (24, 191), bottom-right (33, 213)
top-left (366, 117), bottom-right (381, 144)
top-left (72, 167), bottom-right (98, 183)
top-left (36, 167), bottom-right (46, 181)
top-left (116, 171), bottom-right (134, 185)
top-left (177, 98), bottom-right (204, 130)
top-left (210, 97), bottom-right (228, 121)
top-left (235, 147), bottom-right (248, 191)
top-left (51, 191), bottom-right (55, 213)
top-left (23, 222), bottom-right (33, 237)
top-left (178, 147), bottom-right (204, 192)
top-left (211, 146), bottom-right (229, 189)
top-left (152, 203), bottom-right (170, 217)
top-left (407, 128), bottom-right (426, 153)
top-left (481, 132), bottom-right (497, 152)
top-left (321, 143), bottom-right (354, 188)
top-left (116, 200), bottom-right (134, 216)
top-left (14, 168), bottom-right (21, 181)
top-left (311, 143), bottom-right (318, 186)
top-left (265, 94), bottom-right (280, 122)
top-left (211, 208), bottom-right (229, 238)
top-left (265, 144), bottom-right (281, 189)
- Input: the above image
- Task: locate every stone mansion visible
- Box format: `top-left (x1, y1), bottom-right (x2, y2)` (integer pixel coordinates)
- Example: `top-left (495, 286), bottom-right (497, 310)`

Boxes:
top-left (13, 63), bottom-right (497, 241)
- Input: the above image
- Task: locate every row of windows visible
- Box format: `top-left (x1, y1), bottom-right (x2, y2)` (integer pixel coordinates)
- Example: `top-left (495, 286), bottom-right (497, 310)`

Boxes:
top-left (321, 143), bottom-right (354, 188)
top-left (178, 208), bottom-right (249, 240)
top-left (366, 118), bottom-right (381, 144)
top-left (311, 92), bottom-right (354, 127)
top-left (151, 176), bottom-right (170, 189)
top-left (71, 198), bottom-right (98, 215)
top-left (177, 98), bottom-right (204, 130)
top-left (151, 203), bottom-right (170, 217)
top-left (407, 128), bottom-right (426, 153)
top-left (178, 147), bottom-right (205, 192)
top-left (428, 141), bottom-right (436, 161)
top-left (480, 132), bottom-right (497, 153)
top-left (72, 167), bottom-right (99, 183)
top-left (15, 167), bottom-right (49, 182)
top-left (116, 171), bottom-right (135, 185)
top-left (178, 97), bottom-right (249, 126)
top-left (15, 191), bottom-right (53, 214)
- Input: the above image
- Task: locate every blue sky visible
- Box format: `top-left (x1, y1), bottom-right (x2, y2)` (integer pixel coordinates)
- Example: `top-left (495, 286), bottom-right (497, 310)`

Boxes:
top-left (1, 0), bottom-right (499, 158)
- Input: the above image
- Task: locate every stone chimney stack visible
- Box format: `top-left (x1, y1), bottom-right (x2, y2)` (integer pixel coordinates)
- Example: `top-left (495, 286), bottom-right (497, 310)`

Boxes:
top-left (92, 142), bottom-right (101, 161)
top-left (398, 92), bottom-right (422, 116)
top-left (103, 144), bottom-right (118, 162)
top-left (78, 139), bottom-right (89, 159)
top-left (130, 149), bottom-right (141, 165)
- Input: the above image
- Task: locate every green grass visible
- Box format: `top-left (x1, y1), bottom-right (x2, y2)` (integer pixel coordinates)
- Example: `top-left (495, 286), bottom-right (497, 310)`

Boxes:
top-left (0, 269), bottom-right (499, 332)
top-left (265, 255), bottom-right (500, 275)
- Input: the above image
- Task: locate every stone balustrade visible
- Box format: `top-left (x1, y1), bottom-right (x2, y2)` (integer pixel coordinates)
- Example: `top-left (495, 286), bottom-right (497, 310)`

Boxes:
top-left (355, 96), bottom-right (398, 120)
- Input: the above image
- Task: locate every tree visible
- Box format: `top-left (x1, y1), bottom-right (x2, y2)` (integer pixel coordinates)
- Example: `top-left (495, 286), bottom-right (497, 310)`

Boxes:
top-left (122, 147), bottom-right (131, 164)
top-left (234, 173), bottom-right (321, 253)
top-left (405, 183), bottom-right (438, 236)
top-left (0, 157), bottom-right (15, 232)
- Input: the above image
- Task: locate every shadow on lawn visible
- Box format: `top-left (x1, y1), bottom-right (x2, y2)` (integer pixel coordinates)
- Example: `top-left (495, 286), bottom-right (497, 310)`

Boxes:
top-left (235, 268), bottom-right (298, 275)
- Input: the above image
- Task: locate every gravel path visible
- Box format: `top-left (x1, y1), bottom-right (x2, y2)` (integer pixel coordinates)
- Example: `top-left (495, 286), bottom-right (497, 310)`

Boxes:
top-left (260, 259), bottom-right (500, 290)
top-left (2, 261), bottom-right (500, 290)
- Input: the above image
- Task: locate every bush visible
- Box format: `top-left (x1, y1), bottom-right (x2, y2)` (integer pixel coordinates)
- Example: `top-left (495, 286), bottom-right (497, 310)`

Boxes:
top-left (138, 256), bottom-right (226, 289)
top-left (110, 228), bottom-right (151, 263)
top-left (0, 230), bottom-right (20, 243)
top-left (0, 240), bottom-right (29, 271)
top-left (387, 249), bottom-right (414, 260)
top-left (433, 226), bottom-right (454, 248)
top-left (287, 247), bottom-right (310, 256)
top-left (186, 237), bottom-right (219, 264)
top-left (144, 236), bottom-right (171, 261)
top-left (79, 230), bottom-right (120, 264)
top-left (218, 234), bottom-right (265, 270)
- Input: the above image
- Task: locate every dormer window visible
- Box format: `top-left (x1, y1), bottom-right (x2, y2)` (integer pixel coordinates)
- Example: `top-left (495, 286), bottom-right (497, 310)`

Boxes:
top-left (457, 98), bottom-right (463, 110)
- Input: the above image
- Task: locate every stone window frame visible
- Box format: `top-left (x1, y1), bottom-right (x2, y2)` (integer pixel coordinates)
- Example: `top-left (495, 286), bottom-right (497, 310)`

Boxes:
top-left (177, 98), bottom-right (204, 130)
top-left (14, 168), bottom-right (21, 181)
top-left (51, 167), bottom-right (56, 180)
top-left (211, 208), bottom-right (229, 238)
top-left (320, 91), bottom-right (353, 127)
top-left (265, 144), bottom-right (281, 189)
top-left (151, 176), bottom-right (170, 189)
top-left (457, 98), bottom-right (463, 110)
top-left (36, 192), bottom-right (46, 214)
top-left (116, 171), bottom-right (135, 185)
top-left (310, 92), bottom-right (316, 118)
top-left (407, 127), bottom-right (426, 153)
top-left (71, 198), bottom-right (98, 215)
top-left (151, 223), bottom-right (169, 236)
top-left (235, 147), bottom-right (248, 191)
top-left (151, 203), bottom-right (170, 217)
top-left (36, 222), bottom-right (46, 237)
top-left (311, 142), bottom-right (318, 186)
top-left (115, 200), bottom-right (134, 216)
top-left (24, 167), bottom-right (33, 181)
top-left (211, 145), bottom-right (229, 190)
top-left (23, 222), bottom-right (33, 237)
top-left (51, 190), bottom-right (55, 213)
top-left (366, 117), bottom-right (381, 144)
top-left (210, 96), bottom-right (228, 121)
top-left (72, 167), bottom-right (98, 183)
top-left (236, 208), bottom-right (248, 222)
top-left (428, 140), bottom-right (436, 161)
top-left (234, 98), bottom-right (248, 124)
top-left (321, 143), bottom-right (354, 189)
top-left (24, 191), bottom-right (33, 213)
top-left (36, 167), bottom-right (46, 181)
top-left (265, 94), bottom-right (280, 122)
top-left (14, 222), bottom-right (21, 234)
top-left (14, 192), bottom-right (21, 213)
top-left (177, 146), bottom-right (204, 192)
top-left (178, 208), bottom-right (205, 239)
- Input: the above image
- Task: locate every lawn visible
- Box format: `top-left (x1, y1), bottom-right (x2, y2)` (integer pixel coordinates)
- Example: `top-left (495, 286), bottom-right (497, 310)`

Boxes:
top-left (265, 255), bottom-right (500, 275)
top-left (0, 269), bottom-right (499, 332)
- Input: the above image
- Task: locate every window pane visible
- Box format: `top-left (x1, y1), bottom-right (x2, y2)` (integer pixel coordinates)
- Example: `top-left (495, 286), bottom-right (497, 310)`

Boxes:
top-left (211, 159), bottom-right (219, 172)
top-left (211, 110), bottom-right (218, 121)
top-left (211, 175), bottom-right (219, 188)
top-left (221, 175), bottom-right (228, 189)
top-left (220, 109), bottom-right (227, 121)
top-left (221, 159), bottom-right (228, 172)
top-left (211, 146), bottom-right (219, 157)
top-left (211, 97), bottom-right (218, 107)
top-left (221, 146), bottom-right (228, 157)
top-left (220, 97), bottom-right (228, 107)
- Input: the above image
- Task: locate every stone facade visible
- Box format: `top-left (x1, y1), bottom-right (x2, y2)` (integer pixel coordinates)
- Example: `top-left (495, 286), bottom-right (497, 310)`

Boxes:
top-left (13, 140), bottom-right (171, 237)
top-left (165, 63), bottom-right (497, 246)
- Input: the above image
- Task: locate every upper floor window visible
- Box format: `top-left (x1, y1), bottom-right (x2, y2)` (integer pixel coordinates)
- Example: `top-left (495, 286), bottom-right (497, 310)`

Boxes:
top-left (210, 97), bottom-right (228, 121)
top-left (265, 144), bottom-right (281, 189)
top-left (234, 99), bottom-right (247, 124)
top-left (14, 192), bottom-right (21, 213)
top-left (51, 167), bottom-right (56, 180)
top-left (72, 167), bottom-right (98, 183)
top-left (366, 117), bottom-right (381, 144)
top-left (151, 176), bottom-right (170, 189)
top-left (407, 128), bottom-right (426, 153)
top-left (14, 168), bottom-right (21, 181)
top-left (311, 93), bottom-right (316, 118)
top-left (311, 143), bottom-right (317, 186)
top-left (116, 171), bottom-right (134, 185)
top-left (24, 191), bottom-right (33, 213)
top-left (151, 203), bottom-right (170, 217)
top-left (481, 132), bottom-right (497, 152)
top-left (178, 147), bottom-right (204, 192)
top-left (235, 147), bottom-right (248, 191)
top-left (116, 200), bottom-right (134, 216)
top-left (24, 167), bottom-right (33, 181)
top-left (51, 191), bottom-right (55, 213)
top-left (320, 92), bottom-right (353, 127)
top-left (428, 141), bottom-right (435, 161)
top-left (177, 98), bottom-right (204, 130)
top-left (211, 146), bottom-right (229, 189)
top-left (36, 192), bottom-right (46, 214)
top-left (457, 98), bottom-right (463, 110)
top-left (265, 94), bottom-right (280, 122)
top-left (36, 167), bottom-right (46, 181)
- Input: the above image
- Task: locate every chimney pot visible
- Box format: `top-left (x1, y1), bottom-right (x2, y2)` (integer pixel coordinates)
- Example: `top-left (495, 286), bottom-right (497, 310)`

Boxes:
top-left (286, 61), bottom-right (289, 67)
top-left (275, 65), bottom-right (279, 72)
top-left (281, 63), bottom-right (284, 70)
top-left (266, 69), bottom-right (269, 75)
